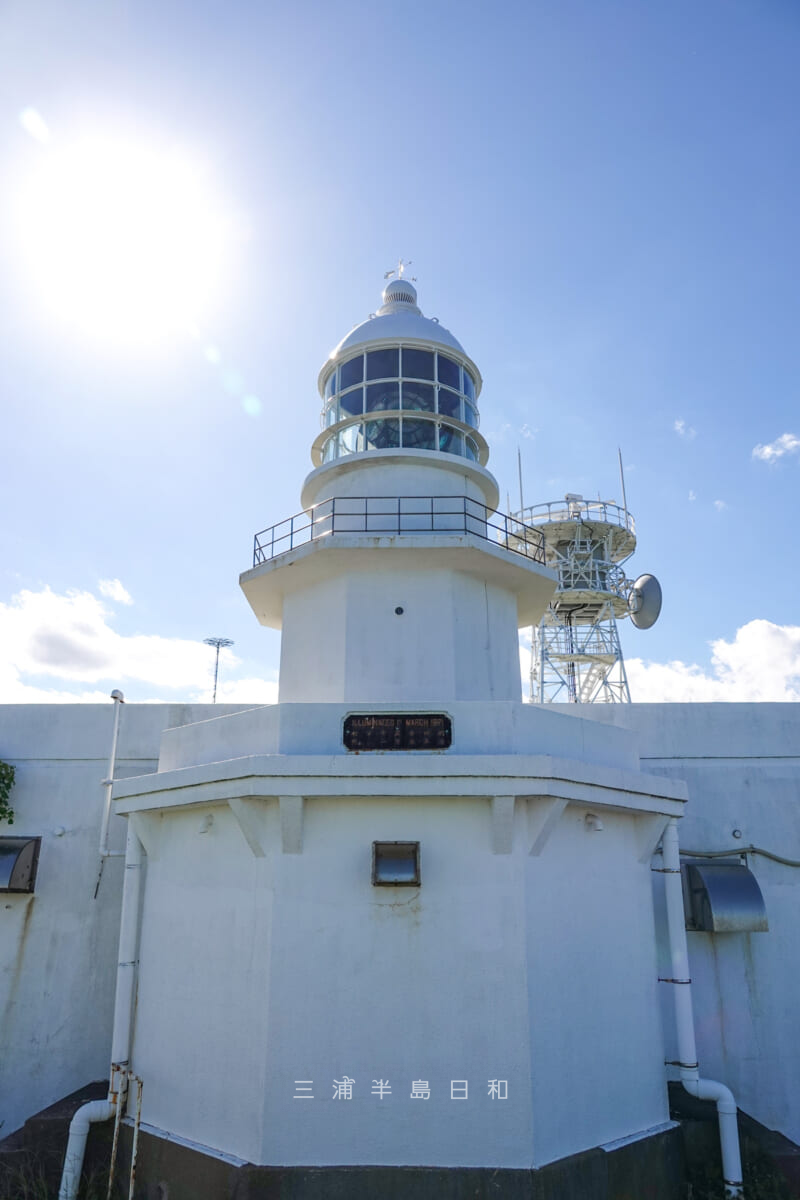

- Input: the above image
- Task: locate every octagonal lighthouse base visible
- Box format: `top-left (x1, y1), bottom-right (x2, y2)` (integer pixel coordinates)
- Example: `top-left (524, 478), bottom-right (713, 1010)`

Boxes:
top-left (241, 529), bottom-right (556, 704)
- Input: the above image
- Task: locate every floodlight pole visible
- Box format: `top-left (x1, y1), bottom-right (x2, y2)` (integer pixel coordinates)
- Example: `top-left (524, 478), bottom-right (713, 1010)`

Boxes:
top-left (204, 637), bottom-right (234, 703)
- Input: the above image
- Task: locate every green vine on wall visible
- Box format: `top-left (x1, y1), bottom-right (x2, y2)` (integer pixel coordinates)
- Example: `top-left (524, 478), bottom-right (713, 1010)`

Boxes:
top-left (0, 760), bottom-right (15, 825)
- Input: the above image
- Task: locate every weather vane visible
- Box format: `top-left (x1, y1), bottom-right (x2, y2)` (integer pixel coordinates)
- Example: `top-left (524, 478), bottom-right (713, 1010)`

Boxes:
top-left (384, 258), bottom-right (416, 282)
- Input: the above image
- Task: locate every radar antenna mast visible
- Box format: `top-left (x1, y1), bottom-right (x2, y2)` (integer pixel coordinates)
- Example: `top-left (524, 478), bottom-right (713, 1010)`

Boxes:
top-left (514, 464), bottom-right (662, 703)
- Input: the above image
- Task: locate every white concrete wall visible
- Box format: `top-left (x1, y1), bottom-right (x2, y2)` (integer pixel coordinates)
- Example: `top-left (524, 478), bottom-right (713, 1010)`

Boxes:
top-left (156, 700), bottom-right (640, 772)
top-left (553, 703), bottom-right (800, 1145)
top-left (257, 795), bottom-right (535, 1168)
top-left (4, 698), bottom-right (799, 1164)
top-left (300, 454), bottom-right (498, 512)
top-left (279, 567), bottom-right (523, 703)
top-left (0, 704), bottom-right (246, 1140)
top-left (131, 802), bottom-right (273, 1161)
top-left (525, 804), bottom-right (668, 1164)
top-left (129, 791), bottom-right (667, 1169)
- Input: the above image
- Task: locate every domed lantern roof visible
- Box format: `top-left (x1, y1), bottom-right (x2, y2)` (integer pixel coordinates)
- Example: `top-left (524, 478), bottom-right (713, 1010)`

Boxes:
top-left (310, 274), bottom-right (489, 490)
top-left (319, 276), bottom-right (476, 378)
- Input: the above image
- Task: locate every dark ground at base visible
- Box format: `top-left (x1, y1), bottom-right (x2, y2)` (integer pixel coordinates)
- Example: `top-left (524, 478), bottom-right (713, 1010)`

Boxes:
top-left (1, 1080), bottom-right (797, 1199)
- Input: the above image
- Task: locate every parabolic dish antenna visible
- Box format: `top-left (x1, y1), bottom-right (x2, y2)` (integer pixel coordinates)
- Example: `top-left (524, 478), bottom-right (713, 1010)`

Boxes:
top-left (629, 574), bottom-right (662, 630)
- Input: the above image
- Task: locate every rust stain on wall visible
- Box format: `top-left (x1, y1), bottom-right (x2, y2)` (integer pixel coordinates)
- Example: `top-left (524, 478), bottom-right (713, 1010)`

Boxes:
top-left (0, 896), bottom-right (35, 1036)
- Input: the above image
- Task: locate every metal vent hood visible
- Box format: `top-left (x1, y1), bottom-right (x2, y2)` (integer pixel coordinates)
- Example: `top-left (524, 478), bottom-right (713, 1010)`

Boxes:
top-left (683, 858), bottom-right (768, 933)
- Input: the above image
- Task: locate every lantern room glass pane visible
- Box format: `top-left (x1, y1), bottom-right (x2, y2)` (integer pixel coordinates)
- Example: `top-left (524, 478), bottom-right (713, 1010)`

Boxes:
top-left (366, 348), bottom-right (399, 380)
top-left (437, 388), bottom-right (460, 419)
top-left (402, 382), bottom-right (434, 411)
top-left (439, 424), bottom-right (463, 455)
top-left (325, 402), bottom-right (338, 427)
top-left (325, 371), bottom-right (337, 398)
top-left (463, 370), bottom-right (475, 402)
top-left (402, 418), bottom-right (436, 450)
top-left (401, 348), bottom-right (434, 380)
top-left (464, 402), bottom-right (478, 428)
top-left (340, 423), bottom-right (363, 455)
top-left (366, 381), bottom-right (400, 411)
top-left (340, 355), bottom-right (364, 389)
top-left (465, 436), bottom-right (479, 462)
top-left (365, 418), bottom-right (400, 450)
top-left (322, 435), bottom-right (336, 462)
top-left (340, 387), bottom-right (364, 416)
top-left (437, 354), bottom-right (460, 389)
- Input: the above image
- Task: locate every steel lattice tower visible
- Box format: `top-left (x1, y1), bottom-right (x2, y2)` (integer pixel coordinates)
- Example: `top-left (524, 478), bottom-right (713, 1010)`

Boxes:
top-left (514, 495), bottom-right (637, 703)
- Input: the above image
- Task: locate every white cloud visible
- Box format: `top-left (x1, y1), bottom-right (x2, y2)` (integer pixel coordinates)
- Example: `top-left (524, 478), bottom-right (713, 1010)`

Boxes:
top-left (0, 587), bottom-right (217, 688)
top-left (627, 620), bottom-right (800, 702)
top-left (674, 418), bottom-right (696, 439)
top-left (0, 659), bottom-right (111, 704)
top-left (0, 584), bottom-right (275, 704)
top-left (752, 432), bottom-right (800, 463)
top-left (713, 499), bottom-right (727, 511)
top-left (688, 490), bottom-right (696, 502)
top-left (216, 676), bottom-right (278, 705)
top-left (98, 578), bottom-right (133, 605)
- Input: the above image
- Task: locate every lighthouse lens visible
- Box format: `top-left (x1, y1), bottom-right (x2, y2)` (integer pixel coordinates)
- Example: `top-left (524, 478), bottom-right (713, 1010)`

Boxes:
top-left (366, 382), bottom-right (399, 411)
top-left (402, 419), bottom-right (436, 450)
top-left (365, 418), bottom-right (400, 450)
top-left (402, 382), bottom-right (434, 411)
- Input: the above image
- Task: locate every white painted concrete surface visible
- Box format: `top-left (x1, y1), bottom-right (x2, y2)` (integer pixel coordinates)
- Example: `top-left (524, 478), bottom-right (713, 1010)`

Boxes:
top-left (109, 697), bottom-right (683, 1170)
top-left (275, 564), bottom-right (533, 703)
top-left (2, 700), bottom-right (800, 1163)
top-left (554, 702), bottom-right (800, 1146)
top-left (124, 789), bottom-right (674, 1168)
top-left (0, 704), bottom-right (246, 1141)
top-left (300, 453), bottom-right (498, 512)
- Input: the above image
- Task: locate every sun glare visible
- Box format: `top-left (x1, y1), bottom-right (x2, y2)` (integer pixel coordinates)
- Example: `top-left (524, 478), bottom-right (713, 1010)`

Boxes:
top-left (15, 135), bottom-right (232, 345)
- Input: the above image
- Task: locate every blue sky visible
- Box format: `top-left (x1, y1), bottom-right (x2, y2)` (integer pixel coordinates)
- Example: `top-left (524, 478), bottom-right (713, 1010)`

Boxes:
top-left (0, 0), bottom-right (798, 703)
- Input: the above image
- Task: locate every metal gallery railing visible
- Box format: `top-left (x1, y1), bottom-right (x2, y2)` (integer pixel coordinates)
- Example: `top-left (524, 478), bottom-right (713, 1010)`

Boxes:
top-left (253, 496), bottom-right (547, 566)
top-left (514, 499), bottom-right (635, 535)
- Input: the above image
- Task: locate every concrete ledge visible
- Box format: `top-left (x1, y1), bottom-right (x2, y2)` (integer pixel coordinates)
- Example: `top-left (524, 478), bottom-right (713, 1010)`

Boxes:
top-left (113, 752), bottom-right (687, 818)
top-left (115, 1121), bottom-right (685, 1200)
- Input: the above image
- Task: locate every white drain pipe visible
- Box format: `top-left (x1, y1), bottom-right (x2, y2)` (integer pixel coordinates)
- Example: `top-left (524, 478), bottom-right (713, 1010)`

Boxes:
top-left (93, 690), bottom-right (127, 899)
top-left (59, 821), bottom-right (144, 1200)
top-left (661, 818), bottom-right (743, 1197)
top-left (98, 690), bottom-right (126, 862)
top-left (57, 1099), bottom-right (116, 1200)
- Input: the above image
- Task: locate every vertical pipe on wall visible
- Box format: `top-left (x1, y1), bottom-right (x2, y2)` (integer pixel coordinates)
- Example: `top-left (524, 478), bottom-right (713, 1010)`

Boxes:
top-left (98, 691), bottom-right (125, 859)
top-left (58, 821), bottom-right (144, 1200)
top-left (94, 691), bottom-right (126, 899)
top-left (661, 818), bottom-right (743, 1197)
top-left (110, 824), bottom-right (144, 1075)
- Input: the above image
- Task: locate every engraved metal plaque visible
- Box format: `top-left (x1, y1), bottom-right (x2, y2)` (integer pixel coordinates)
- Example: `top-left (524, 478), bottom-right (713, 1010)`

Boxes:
top-left (343, 714), bottom-right (452, 751)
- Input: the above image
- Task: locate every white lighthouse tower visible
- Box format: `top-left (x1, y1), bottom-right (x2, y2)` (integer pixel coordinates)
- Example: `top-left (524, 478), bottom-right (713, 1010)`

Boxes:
top-left (104, 276), bottom-right (692, 1199)
top-left (241, 271), bottom-right (555, 704)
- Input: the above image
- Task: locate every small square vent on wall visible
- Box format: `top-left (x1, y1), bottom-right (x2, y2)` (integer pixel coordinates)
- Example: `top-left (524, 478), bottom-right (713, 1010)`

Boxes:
top-left (372, 841), bottom-right (420, 886)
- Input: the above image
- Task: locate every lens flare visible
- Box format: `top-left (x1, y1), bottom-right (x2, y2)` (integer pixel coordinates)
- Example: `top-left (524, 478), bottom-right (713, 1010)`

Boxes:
top-left (15, 134), bottom-right (233, 345)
